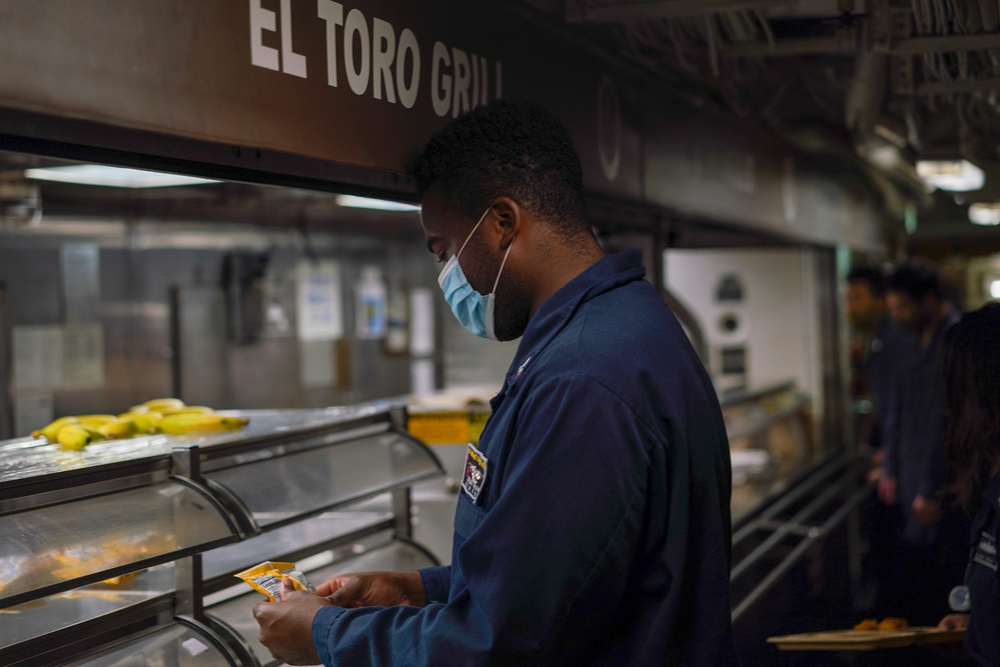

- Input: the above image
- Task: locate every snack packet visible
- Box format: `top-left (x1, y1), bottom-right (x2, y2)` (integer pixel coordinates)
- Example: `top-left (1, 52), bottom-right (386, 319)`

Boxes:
top-left (235, 561), bottom-right (315, 602)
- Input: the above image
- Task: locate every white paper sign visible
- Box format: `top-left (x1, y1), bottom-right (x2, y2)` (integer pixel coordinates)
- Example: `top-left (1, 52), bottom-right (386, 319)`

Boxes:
top-left (409, 288), bottom-right (435, 356)
top-left (13, 324), bottom-right (105, 390)
top-left (62, 324), bottom-right (105, 388)
top-left (13, 325), bottom-right (64, 390)
top-left (297, 261), bottom-right (344, 341)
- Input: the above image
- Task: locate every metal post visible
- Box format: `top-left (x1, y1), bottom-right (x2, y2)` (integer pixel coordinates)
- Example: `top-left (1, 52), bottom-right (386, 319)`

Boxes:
top-left (0, 282), bottom-right (11, 439)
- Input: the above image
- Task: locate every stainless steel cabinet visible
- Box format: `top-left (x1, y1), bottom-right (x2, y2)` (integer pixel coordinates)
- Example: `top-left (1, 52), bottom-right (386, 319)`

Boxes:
top-left (0, 404), bottom-right (444, 667)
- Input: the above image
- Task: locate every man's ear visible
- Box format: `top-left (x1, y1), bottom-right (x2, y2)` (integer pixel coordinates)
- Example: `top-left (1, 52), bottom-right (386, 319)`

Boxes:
top-left (488, 196), bottom-right (521, 250)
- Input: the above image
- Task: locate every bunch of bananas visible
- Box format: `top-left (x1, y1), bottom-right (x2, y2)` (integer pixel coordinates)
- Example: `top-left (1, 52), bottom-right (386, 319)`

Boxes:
top-left (31, 398), bottom-right (249, 450)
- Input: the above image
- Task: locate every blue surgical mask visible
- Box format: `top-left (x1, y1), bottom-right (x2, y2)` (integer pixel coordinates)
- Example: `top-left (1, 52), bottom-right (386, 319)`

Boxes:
top-left (437, 207), bottom-right (513, 340)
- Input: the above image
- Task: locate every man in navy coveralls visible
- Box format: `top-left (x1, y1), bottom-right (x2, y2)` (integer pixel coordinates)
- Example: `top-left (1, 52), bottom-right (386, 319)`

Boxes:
top-left (253, 100), bottom-right (739, 666)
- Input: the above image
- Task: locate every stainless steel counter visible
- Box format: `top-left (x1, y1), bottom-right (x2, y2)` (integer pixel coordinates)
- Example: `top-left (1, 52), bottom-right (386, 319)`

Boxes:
top-left (0, 404), bottom-right (443, 667)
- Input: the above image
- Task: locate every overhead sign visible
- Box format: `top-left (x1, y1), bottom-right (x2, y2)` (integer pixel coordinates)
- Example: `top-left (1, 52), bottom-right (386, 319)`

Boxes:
top-left (0, 0), bottom-right (882, 249)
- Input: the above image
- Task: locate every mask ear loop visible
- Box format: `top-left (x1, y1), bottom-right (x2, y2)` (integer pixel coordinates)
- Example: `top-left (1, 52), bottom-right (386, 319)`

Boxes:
top-left (455, 207), bottom-right (492, 261)
top-left (490, 240), bottom-right (513, 295)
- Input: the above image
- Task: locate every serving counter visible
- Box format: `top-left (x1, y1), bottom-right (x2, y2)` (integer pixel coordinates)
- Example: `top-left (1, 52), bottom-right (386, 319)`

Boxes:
top-left (0, 405), bottom-right (444, 667)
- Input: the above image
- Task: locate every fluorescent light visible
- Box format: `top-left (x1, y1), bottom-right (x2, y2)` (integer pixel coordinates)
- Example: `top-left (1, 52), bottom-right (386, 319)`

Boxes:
top-left (335, 195), bottom-right (419, 212)
top-left (24, 165), bottom-right (218, 188)
top-left (969, 202), bottom-right (1000, 226)
top-left (991, 280), bottom-right (1000, 299)
top-left (916, 159), bottom-right (985, 192)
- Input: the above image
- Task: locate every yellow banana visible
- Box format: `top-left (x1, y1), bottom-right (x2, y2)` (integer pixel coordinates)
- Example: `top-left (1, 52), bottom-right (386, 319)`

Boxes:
top-left (160, 413), bottom-right (249, 435)
top-left (57, 424), bottom-right (93, 451)
top-left (80, 425), bottom-right (106, 441)
top-left (32, 416), bottom-right (81, 441)
top-left (123, 411), bottom-right (163, 433)
top-left (166, 406), bottom-right (214, 416)
top-left (142, 398), bottom-right (185, 414)
top-left (76, 414), bottom-right (117, 428)
top-left (98, 417), bottom-right (140, 440)
top-left (126, 405), bottom-right (150, 415)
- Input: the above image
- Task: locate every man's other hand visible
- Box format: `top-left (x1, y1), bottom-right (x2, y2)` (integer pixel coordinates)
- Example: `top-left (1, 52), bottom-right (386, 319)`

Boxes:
top-left (253, 579), bottom-right (330, 665)
top-left (316, 570), bottom-right (426, 608)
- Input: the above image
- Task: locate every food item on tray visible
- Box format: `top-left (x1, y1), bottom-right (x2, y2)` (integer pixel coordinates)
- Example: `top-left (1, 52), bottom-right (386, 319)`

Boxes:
top-left (236, 561), bottom-right (316, 602)
top-left (101, 570), bottom-right (144, 585)
top-left (159, 413), bottom-right (249, 434)
top-left (878, 617), bottom-right (909, 631)
top-left (851, 617), bottom-right (910, 632)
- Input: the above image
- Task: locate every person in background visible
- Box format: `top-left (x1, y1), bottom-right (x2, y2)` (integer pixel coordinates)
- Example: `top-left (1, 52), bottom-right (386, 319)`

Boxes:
top-left (845, 265), bottom-right (908, 454)
top-left (845, 265), bottom-right (911, 615)
top-left (936, 303), bottom-right (1000, 664)
top-left (251, 100), bottom-right (739, 665)
top-left (877, 261), bottom-right (967, 624)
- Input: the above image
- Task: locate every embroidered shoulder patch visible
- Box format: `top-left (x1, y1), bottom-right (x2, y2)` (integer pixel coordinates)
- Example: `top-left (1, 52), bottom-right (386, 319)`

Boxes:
top-left (462, 443), bottom-right (488, 504)
top-left (973, 532), bottom-right (998, 571)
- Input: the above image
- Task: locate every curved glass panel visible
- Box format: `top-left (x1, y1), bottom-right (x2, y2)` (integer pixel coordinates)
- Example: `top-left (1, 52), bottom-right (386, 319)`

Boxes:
top-left (0, 481), bottom-right (236, 605)
top-left (206, 431), bottom-right (441, 527)
top-left (68, 622), bottom-right (234, 667)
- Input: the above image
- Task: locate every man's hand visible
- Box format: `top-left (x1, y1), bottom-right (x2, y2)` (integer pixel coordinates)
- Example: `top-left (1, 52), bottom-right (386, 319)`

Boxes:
top-left (913, 495), bottom-right (942, 525)
top-left (937, 614), bottom-right (969, 631)
top-left (878, 475), bottom-right (897, 504)
top-left (316, 570), bottom-right (426, 608)
top-left (253, 579), bottom-right (331, 666)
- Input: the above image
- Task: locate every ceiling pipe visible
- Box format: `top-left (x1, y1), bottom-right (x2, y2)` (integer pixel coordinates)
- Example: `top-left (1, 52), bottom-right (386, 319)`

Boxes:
top-left (575, 0), bottom-right (811, 24)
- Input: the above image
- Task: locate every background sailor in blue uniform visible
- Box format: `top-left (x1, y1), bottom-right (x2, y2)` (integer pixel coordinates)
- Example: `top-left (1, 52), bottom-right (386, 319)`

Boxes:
top-left (253, 100), bottom-right (739, 666)
top-left (937, 304), bottom-right (1000, 664)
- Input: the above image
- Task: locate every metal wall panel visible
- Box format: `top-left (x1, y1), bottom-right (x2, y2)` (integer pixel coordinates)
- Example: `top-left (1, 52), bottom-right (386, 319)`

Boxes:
top-left (0, 213), bottom-right (441, 437)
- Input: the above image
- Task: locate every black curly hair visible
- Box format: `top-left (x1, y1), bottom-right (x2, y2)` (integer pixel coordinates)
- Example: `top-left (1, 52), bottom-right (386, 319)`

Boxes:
top-left (410, 99), bottom-right (590, 238)
top-left (941, 302), bottom-right (1000, 512)
top-left (886, 261), bottom-right (941, 301)
top-left (847, 265), bottom-right (887, 298)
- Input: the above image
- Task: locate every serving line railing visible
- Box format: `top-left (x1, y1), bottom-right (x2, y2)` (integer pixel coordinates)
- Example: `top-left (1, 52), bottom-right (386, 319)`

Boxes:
top-left (729, 450), bottom-right (874, 623)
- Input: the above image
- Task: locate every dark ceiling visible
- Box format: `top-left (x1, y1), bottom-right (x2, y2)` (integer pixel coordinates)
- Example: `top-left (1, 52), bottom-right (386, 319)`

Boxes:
top-left (530, 0), bottom-right (1000, 247)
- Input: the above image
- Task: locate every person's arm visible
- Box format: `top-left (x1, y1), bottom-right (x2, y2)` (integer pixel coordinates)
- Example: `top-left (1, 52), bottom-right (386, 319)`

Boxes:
top-left (878, 374), bottom-right (902, 504)
top-left (416, 565), bottom-right (450, 603)
top-left (309, 374), bottom-right (652, 665)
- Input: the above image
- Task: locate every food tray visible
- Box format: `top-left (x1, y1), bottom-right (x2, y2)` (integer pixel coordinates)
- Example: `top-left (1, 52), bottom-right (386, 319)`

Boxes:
top-left (767, 627), bottom-right (965, 650)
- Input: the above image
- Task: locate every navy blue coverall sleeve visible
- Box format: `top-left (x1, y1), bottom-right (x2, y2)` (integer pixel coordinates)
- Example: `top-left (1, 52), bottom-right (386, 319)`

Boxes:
top-left (311, 373), bottom-right (654, 665)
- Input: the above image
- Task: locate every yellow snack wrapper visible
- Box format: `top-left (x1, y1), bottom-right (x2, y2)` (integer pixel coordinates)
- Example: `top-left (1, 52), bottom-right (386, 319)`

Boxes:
top-left (235, 561), bottom-right (315, 602)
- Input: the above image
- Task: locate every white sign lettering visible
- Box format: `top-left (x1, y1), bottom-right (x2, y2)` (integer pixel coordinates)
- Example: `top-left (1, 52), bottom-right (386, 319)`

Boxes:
top-left (252, 1), bottom-right (502, 116)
